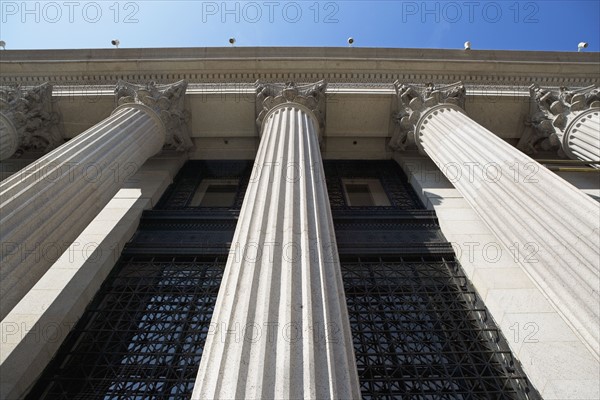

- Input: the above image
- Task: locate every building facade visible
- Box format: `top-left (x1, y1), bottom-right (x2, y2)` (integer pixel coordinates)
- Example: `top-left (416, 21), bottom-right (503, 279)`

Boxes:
top-left (0, 47), bottom-right (599, 399)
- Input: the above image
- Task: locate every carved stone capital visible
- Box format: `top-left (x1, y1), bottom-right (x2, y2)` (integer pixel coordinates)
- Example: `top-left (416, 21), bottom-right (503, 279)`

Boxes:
top-left (255, 81), bottom-right (327, 135)
top-left (0, 83), bottom-right (62, 157)
top-left (390, 81), bottom-right (466, 151)
top-left (115, 80), bottom-right (192, 151)
top-left (522, 83), bottom-right (600, 155)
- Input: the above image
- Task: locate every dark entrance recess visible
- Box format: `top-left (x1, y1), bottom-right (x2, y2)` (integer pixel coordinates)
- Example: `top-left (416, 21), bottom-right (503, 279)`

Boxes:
top-left (26, 161), bottom-right (250, 399)
top-left (326, 160), bottom-right (539, 399)
top-left (28, 160), bottom-right (539, 399)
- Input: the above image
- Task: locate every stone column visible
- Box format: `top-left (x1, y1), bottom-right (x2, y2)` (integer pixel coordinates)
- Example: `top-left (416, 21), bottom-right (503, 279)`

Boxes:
top-left (563, 108), bottom-right (600, 163)
top-left (0, 80), bottom-right (191, 320)
top-left (393, 81), bottom-right (600, 358)
top-left (522, 84), bottom-right (600, 167)
top-left (192, 82), bottom-right (360, 399)
top-left (0, 83), bottom-right (63, 161)
top-left (0, 113), bottom-right (18, 160)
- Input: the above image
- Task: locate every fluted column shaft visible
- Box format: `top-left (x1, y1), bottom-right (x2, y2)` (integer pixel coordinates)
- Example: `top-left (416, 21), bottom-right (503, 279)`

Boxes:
top-left (562, 109), bottom-right (600, 166)
top-left (416, 105), bottom-right (600, 357)
top-left (192, 103), bottom-right (360, 399)
top-left (0, 113), bottom-right (18, 160)
top-left (0, 103), bottom-right (165, 320)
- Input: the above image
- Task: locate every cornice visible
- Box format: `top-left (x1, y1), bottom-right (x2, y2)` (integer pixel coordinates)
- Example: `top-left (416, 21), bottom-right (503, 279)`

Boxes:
top-left (1, 47), bottom-right (598, 88)
top-left (1, 47), bottom-right (599, 62)
top-left (0, 72), bottom-right (595, 88)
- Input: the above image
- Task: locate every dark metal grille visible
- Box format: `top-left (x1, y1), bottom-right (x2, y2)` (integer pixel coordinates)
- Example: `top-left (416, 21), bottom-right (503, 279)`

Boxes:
top-left (124, 211), bottom-right (239, 256)
top-left (342, 256), bottom-right (534, 399)
top-left (27, 160), bottom-right (538, 399)
top-left (333, 211), bottom-right (452, 256)
top-left (27, 256), bottom-right (225, 400)
top-left (330, 160), bottom-right (538, 399)
top-left (27, 160), bottom-right (249, 399)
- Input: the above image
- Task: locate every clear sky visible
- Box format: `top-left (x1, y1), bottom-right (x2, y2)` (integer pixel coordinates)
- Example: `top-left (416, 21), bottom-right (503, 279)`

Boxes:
top-left (0, 0), bottom-right (599, 52)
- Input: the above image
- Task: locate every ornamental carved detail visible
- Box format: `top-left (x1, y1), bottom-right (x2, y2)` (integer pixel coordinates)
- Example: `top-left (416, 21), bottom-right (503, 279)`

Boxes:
top-left (522, 84), bottom-right (600, 155)
top-left (0, 83), bottom-right (63, 155)
top-left (115, 80), bottom-right (192, 151)
top-left (255, 81), bottom-right (327, 134)
top-left (391, 81), bottom-right (465, 151)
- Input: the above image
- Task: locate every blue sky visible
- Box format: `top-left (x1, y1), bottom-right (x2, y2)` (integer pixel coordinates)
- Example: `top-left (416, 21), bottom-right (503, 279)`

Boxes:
top-left (1, 1), bottom-right (599, 51)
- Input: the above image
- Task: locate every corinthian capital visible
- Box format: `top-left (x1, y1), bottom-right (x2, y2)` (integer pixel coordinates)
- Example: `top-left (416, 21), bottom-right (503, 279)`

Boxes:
top-left (255, 81), bottom-right (327, 133)
top-left (115, 80), bottom-right (192, 151)
top-left (522, 83), bottom-right (600, 155)
top-left (0, 82), bottom-right (62, 156)
top-left (390, 81), bottom-right (465, 151)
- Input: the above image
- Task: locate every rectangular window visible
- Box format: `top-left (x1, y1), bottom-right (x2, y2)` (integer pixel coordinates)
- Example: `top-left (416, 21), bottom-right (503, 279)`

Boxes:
top-left (345, 184), bottom-right (374, 206)
top-left (342, 178), bottom-right (391, 207)
top-left (189, 179), bottom-right (239, 207)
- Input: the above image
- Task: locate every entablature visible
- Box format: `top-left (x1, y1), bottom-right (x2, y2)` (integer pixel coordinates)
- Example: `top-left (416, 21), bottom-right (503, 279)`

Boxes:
top-left (1, 47), bottom-right (598, 87)
top-left (1, 47), bottom-right (598, 160)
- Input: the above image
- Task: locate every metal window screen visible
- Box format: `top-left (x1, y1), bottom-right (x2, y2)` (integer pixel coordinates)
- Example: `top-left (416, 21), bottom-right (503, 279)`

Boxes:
top-left (26, 160), bottom-right (538, 399)
top-left (25, 160), bottom-right (248, 399)
top-left (342, 256), bottom-right (534, 399)
top-left (332, 160), bottom-right (538, 399)
top-left (26, 256), bottom-right (225, 399)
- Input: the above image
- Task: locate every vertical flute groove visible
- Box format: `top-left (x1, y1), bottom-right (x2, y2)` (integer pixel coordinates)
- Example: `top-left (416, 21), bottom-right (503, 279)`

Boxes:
top-left (417, 105), bottom-right (600, 358)
top-left (0, 104), bottom-right (165, 321)
top-left (192, 105), bottom-right (361, 399)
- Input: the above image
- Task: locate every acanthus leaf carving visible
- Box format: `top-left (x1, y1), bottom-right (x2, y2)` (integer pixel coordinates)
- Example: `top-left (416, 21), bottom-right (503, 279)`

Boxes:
top-left (115, 80), bottom-right (192, 151)
top-left (391, 81), bottom-right (465, 151)
top-left (522, 83), bottom-right (600, 155)
top-left (0, 82), bottom-right (63, 156)
top-left (255, 80), bottom-right (327, 136)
